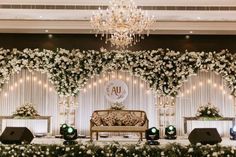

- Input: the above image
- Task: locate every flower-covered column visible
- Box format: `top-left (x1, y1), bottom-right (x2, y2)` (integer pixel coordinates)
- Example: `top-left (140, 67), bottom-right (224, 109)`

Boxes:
top-left (157, 96), bottom-right (176, 137)
top-left (59, 96), bottom-right (78, 126)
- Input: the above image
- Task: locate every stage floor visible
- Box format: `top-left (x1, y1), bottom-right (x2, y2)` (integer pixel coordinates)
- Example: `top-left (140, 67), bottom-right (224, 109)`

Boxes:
top-left (31, 135), bottom-right (236, 146)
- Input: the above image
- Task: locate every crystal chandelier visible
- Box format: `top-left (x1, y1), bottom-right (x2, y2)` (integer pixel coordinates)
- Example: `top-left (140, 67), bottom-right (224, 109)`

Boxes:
top-left (90, 0), bottom-right (154, 49)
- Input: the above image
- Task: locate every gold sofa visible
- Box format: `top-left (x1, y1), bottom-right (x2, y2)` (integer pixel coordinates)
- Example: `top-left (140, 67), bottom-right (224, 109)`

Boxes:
top-left (90, 110), bottom-right (149, 141)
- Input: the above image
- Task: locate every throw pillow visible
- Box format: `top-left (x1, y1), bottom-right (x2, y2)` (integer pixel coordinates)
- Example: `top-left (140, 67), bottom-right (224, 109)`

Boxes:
top-left (91, 112), bottom-right (102, 126)
top-left (102, 112), bottom-right (116, 126)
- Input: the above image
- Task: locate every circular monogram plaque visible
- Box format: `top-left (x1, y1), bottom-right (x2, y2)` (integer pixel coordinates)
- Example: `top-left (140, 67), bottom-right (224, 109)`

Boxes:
top-left (105, 79), bottom-right (128, 103)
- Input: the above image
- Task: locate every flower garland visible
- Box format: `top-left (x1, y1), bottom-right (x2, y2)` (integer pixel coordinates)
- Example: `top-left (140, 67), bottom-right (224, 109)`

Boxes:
top-left (196, 103), bottom-right (222, 118)
top-left (110, 102), bottom-right (125, 110)
top-left (0, 142), bottom-right (235, 157)
top-left (0, 48), bottom-right (235, 97)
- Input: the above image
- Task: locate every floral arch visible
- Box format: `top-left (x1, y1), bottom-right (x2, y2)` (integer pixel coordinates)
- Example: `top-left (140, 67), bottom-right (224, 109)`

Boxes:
top-left (0, 48), bottom-right (235, 97)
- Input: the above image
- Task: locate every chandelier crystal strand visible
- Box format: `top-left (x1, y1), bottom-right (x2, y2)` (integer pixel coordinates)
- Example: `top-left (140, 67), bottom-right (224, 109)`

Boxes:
top-left (90, 0), bottom-right (154, 49)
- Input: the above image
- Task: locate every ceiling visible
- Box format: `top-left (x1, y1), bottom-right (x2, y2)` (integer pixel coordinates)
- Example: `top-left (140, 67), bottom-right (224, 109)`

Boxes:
top-left (0, 0), bottom-right (236, 34)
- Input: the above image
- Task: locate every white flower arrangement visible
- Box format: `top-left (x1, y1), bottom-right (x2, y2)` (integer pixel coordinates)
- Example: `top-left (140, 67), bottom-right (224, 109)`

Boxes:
top-left (13, 102), bottom-right (39, 118)
top-left (196, 102), bottom-right (222, 118)
top-left (0, 48), bottom-right (235, 97)
top-left (110, 102), bottom-right (125, 110)
top-left (0, 142), bottom-right (235, 156)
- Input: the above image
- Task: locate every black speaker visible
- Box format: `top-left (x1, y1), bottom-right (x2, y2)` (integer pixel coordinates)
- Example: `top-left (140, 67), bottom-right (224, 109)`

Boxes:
top-left (188, 128), bottom-right (222, 145)
top-left (0, 127), bottom-right (34, 144)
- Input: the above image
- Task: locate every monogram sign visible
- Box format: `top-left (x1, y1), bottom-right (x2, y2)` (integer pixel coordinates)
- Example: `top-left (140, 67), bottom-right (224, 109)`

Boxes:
top-left (105, 79), bottom-right (128, 103)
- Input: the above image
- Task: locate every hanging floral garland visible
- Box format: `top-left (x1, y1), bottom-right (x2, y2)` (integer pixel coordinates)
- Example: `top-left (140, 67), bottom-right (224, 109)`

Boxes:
top-left (0, 48), bottom-right (235, 97)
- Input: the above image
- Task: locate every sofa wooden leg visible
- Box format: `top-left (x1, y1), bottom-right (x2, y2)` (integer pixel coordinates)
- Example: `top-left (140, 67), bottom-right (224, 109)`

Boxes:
top-left (90, 132), bottom-right (93, 141)
top-left (96, 132), bottom-right (98, 140)
top-left (140, 132), bottom-right (143, 141)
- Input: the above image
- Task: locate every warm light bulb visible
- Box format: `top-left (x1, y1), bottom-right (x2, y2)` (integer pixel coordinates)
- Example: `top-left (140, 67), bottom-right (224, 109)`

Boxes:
top-left (105, 77), bottom-right (109, 81)
top-left (93, 83), bottom-right (97, 86)
top-left (33, 77), bottom-right (37, 81)
top-left (10, 86), bottom-right (13, 91)
top-left (133, 80), bottom-right (137, 84)
top-left (213, 83), bottom-right (217, 88)
top-left (199, 82), bottom-right (203, 86)
top-left (223, 90), bottom-right (226, 94)
top-left (193, 86), bottom-right (196, 90)
top-left (19, 79), bottom-right (23, 83)
top-left (4, 92), bottom-right (7, 97)
top-left (98, 79), bottom-right (102, 83)
top-left (207, 79), bottom-right (211, 84)
top-left (49, 87), bottom-right (52, 92)
top-left (126, 77), bottom-right (130, 81)
top-left (146, 90), bottom-right (150, 94)
top-left (44, 84), bottom-right (48, 88)
top-left (118, 75), bottom-right (122, 79)
top-left (38, 81), bottom-right (42, 85)
top-left (26, 77), bottom-right (30, 80)
top-left (83, 88), bottom-right (87, 93)
top-left (88, 84), bottom-right (92, 88)
top-left (14, 83), bottom-right (17, 87)
top-left (187, 90), bottom-right (190, 94)
top-left (140, 83), bottom-right (144, 88)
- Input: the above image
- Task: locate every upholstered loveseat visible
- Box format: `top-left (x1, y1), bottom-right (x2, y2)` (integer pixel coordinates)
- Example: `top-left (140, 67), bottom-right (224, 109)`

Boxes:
top-left (90, 110), bottom-right (149, 141)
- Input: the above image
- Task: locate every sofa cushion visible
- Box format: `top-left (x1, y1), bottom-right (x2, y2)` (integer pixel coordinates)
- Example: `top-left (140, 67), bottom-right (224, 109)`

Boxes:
top-left (102, 112), bottom-right (117, 126)
top-left (91, 112), bottom-right (102, 126)
top-left (120, 113), bottom-right (139, 126)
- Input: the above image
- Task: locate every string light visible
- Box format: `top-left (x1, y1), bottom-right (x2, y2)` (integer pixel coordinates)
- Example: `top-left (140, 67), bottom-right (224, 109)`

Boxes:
top-left (4, 92), bottom-right (7, 97)
top-left (118, 75), bottom-right (122, 79)
top-left (133, 80), bottom-right (137, 84)
top-left (207, 79), bottom-right (211, 84)
top-left (26, 77), bottom-right (30, 81)
top-left (126, 77), bottom-right (130, 81)
top-left (192, 86), bottom-right (196, 90)
top-left (19, 79), bottom-right (23, 83)
top-left (186, 90), bottom-right (190, 94)
top-left (49, 87), bottom-right (52, 92)
top-left (199, 82), bottom-right (203, 86)
top-left (98, 79), bottom-right (102, 83)
top-left (220, 86), bottom-right (223, 90)
top-left (105, 77), bottom-right (109, 81)
top-left (213, 83), bottom-right (217, 88)
top-left (93, 82), bottom-right (97, 87)
top-left (14, 83), bottom-right (17, 87)
top-left (10, 86), bottom-right (14, 91)
top-left (44, 84), bottom-right (48, 88)
top-left (111, 74), bottom-right (115, 78)
top-left (33, 77), bottom-right (37, 81)
top-left (146, 90), bottom-right (150, 94)
top-left (140, 83), bottom-right (144, 88)
top-left (88, 84), bottom-right (92, 89)
top-left (223, 90), bottom-right (226, 94)
top-left (38, 80), bottom-right (42, 85)
top-left (83, 88), bottom-right (87, 93)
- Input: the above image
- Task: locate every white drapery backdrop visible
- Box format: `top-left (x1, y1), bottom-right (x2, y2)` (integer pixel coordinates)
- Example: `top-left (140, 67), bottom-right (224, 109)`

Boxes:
top-left (1, 69), bottom-right (234, 137)
top-left (176, 71), bottom-right (235, 136)
top-left (0, 69), bottom-right (59, 135)
top-left (76, 71), bottom-right (157, 135)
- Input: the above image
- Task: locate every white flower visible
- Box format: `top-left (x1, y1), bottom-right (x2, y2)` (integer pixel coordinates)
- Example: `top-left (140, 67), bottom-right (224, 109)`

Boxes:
top-left (207, 111), bottom-right (211, 114)
top-left (86, 149), bottom-right (92, 154)
top-left (188, 148), bottom-right (193, 153)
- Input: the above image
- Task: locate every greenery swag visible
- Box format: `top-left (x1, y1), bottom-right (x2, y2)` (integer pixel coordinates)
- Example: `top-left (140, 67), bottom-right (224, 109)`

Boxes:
top-left (0, 48), bottom-right (235, 97)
